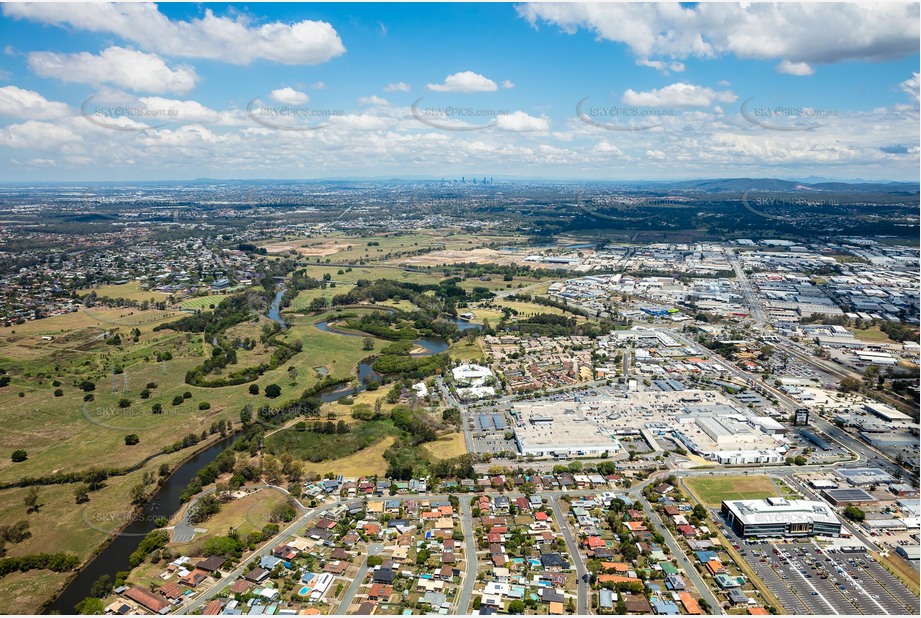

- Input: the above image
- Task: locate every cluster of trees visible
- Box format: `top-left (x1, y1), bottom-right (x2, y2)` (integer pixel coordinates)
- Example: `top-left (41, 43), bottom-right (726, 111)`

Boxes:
top-left (180, 448), bottom-right (236, 503)
top-left (187, 326), bottom-right (302, 388)
top-left (843, 505), bottom-right (865, 522)
top-left (0, 465), bottom-right (120, 491)
top-left (507, 293), bottom-right (590, 318)
top-left (237, 243), bottom-right (268, 255)
top-left (154, 294), bottom-right (253, 337)
top-left (0, 552), bottom-right (79, 576)
top-left (163, 431), bottom-right (205, 454)
top-left (0, 520), bottom-right (31, 557)
top-left (505, 313), bottom-right (580, 337)
top-left (390, 405), bottom-right (438, 444)
top-left (128, 530), bottom-right (168, 568)
top-left (372, 351), bottom-right (450, 379)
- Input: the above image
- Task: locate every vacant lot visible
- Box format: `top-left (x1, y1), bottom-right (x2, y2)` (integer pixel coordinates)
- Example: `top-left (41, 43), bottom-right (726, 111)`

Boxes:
top-left (685, 475), bottom-right (779, 506)
top-left (421, 432), bottom-right (467, 461)
top-left (852, 327), bottom-right (893, 343)
top-left (0, 570), bottom-right (71, 614)
top-left (396, 248), bottom-right (533, 267)
top-left (449, 338), bottom-right (485, 363)
top-left (304, 436), bottom-right (396, 478)
top-left (264, 419), bottom-right (396, 463)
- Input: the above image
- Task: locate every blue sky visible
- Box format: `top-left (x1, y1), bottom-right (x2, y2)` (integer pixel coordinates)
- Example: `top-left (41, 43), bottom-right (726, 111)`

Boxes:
top-left (0, 2), bottom-right (918, 181)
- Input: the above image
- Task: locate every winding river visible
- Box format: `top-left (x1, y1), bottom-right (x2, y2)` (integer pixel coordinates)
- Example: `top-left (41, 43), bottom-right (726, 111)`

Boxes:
top-left (267, 287), bottom-right (286, 328)
top-left (49, 434), bottom-right (241, 613)
top-left (312, 316), bottom-right (463, 401)
top-left (51, 288), bottom-right (290, 612)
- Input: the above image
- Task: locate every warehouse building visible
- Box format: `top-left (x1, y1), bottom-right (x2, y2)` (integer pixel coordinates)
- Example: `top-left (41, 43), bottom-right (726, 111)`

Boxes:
top-left (837, 467), bottom-right (896, 486)
top-left (820, 488), bottom-right (878, 507)
top-left (720, 498), bottom-right (842, 538)
top-left (862, 402), bottom-right (914, 423)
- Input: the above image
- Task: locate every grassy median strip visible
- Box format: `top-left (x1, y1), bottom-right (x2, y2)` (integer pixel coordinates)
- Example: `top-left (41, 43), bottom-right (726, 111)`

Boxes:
top-left (872, 550), bottom-right (920, 595)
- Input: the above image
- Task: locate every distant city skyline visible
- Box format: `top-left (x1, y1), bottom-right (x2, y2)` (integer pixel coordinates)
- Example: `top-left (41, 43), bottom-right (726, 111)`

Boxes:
top-left (0, 2), bottom-right (918, 182)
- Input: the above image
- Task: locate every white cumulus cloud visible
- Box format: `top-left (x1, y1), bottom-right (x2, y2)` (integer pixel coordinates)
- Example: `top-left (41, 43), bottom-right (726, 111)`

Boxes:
top-left (517, 3), bottom-right (918, 72)
top-left (776, 60), bottom-right (814, 76)
top-left (384, 82), bottom-right (411, 92)
top-left (623, 83), bottom-right (737, 107)
top-left (3, 3), bottom-right (346, 66)
top-left (270, 88), bottom-right (309, 105)
top-left (357, 95), bottom-right (389, 106)
top-left (0, 85), bottom-right (71, 120)
top-left (495, 111), bottom-right (549, 132)
top-left (0, 120), bottom-right (82, 150)
top-left (28, 46), bottom-right (197, 94)
top-left (427, 71), bottom-right (498, 93)
top-left (636, 58), bottom-right (685, 74)
top-left (899, 72), bottom-right (919, 106)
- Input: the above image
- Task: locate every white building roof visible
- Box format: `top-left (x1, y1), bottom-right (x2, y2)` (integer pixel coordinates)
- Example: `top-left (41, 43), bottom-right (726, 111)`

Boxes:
top-left (723, 498), bottom-right (839, 527)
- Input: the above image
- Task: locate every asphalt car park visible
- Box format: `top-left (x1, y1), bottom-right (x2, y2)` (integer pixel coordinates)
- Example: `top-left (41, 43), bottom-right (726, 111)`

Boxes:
top-left (822, 546), bottom-right (919, 614)
top-left (768, 543), bottom-right (867, 614)
top-left (723, 530), bottom-right (919, 617)
top-left (743, 545), bottom-right (813, 614)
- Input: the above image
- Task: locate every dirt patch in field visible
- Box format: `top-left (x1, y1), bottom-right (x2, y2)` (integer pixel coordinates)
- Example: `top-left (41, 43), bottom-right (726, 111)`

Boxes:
top-left (395, 248), bottom-right (532, 267)
top-left (264, 241), bottom-right (353, 256)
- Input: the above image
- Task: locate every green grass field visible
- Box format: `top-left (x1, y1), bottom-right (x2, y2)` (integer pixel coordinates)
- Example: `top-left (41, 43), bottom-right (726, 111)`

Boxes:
top-left (852, 327), bottom-right (894, 343)
top-left (79, 281), bottom-right (171, 303)
top-left (180, 295), bottom-right (229, 310)
top-left (264, 419), bottom-right (396, 462)
top-left (685, 475), bottom-right (780, 506)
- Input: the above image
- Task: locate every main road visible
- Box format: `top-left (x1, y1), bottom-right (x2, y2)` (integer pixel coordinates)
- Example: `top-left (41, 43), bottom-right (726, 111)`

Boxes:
top-left (630, 486), bottom-right (724, 614)
top-left (456, 499), bottom-right (479, 613)
top-left (549, 497), bottom-right (589, 615)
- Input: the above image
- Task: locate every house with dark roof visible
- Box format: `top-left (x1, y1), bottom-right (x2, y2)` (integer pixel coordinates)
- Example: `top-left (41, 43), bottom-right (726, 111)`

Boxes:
top-left (623, 594), bottom-right (652, 613)
top-left (727, 588), bottom-right (750, 605)
top-left (372, 568), bottom-right (395, 584)
top-left (665, 574), bottom-right (686, 590)
top-left (196, 556), bottom-right (226, 572)
top-left (540, 553), bottom-right (570, 571)
top-left (243, 567), bottom-right (270, 583)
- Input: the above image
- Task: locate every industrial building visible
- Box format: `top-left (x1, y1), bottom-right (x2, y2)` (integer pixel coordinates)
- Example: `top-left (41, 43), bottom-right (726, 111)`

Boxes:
top-left (837, 467), bottom-right (896, 486)
top-left (720, 498), bottom-right (842, 538)
top-left (863, 402), bottom-right (914, 423)
top-left (820, 488), bottom-right (878, 507)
